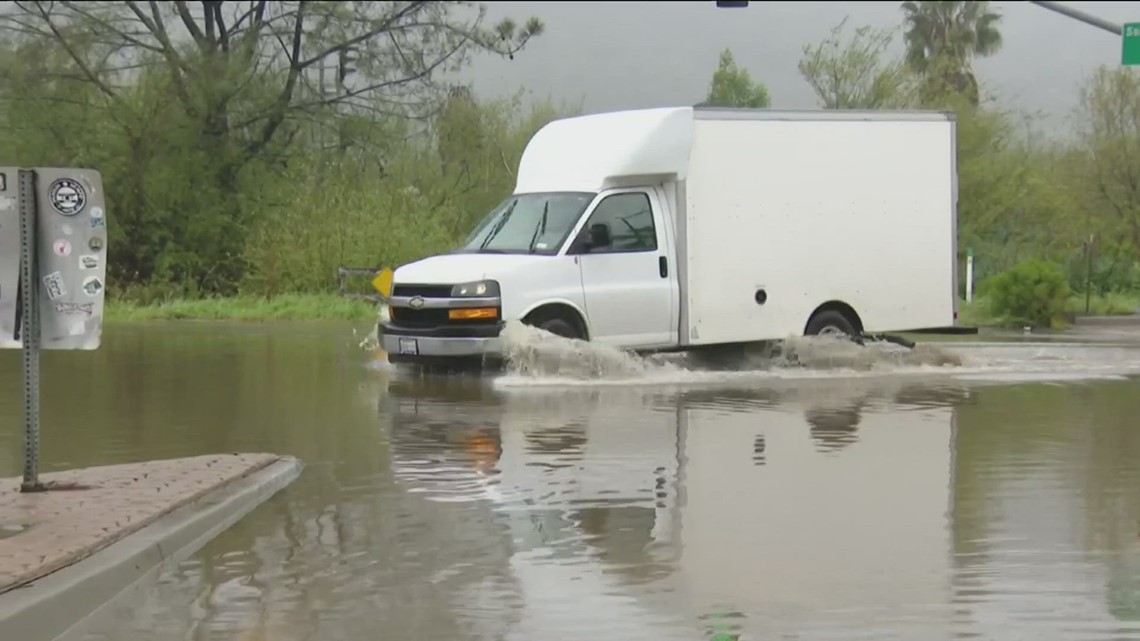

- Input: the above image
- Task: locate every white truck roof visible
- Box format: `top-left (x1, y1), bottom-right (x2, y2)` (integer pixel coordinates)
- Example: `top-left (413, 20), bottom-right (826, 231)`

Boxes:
top-left (515, 107), bottom-right (694, 194)
top-left (514, 106), bottom-right (955, 195)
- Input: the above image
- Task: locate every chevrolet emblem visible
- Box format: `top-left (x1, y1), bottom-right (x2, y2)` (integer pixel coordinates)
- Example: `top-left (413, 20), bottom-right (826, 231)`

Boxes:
top-left (408, 296), bottom-right (425, 310)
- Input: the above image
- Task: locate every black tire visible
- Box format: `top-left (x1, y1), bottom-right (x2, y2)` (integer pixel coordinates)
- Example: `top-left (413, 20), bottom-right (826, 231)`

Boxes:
top-left (805, 310), bottom-right (857, 338)
top-left (536, 317), bottom-right (581, 340)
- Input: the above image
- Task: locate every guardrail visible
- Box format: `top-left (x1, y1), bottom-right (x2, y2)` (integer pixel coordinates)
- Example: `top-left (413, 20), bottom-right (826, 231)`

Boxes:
top-left (336, 266), bottom-right (386, 302)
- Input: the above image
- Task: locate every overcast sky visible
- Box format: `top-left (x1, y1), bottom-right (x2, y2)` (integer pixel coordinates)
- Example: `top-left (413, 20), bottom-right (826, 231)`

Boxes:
top-left (459, 1), bottom-right (1140, 136)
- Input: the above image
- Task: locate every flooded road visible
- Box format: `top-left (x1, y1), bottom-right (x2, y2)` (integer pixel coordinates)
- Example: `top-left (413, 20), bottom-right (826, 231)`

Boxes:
top-left (2, 320), bottom-right (1140, 640)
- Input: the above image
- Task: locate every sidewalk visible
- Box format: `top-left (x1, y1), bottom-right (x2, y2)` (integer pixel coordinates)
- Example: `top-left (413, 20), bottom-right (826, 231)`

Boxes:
top-left (0, 453), bottom-right (302, 641)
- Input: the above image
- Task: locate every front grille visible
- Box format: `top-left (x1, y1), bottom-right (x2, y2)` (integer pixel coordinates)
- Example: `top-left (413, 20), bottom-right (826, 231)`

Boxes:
top-left (392, 284), bottom-right (452, 298)
top-left (388, 282), bottom-right (499, 328)
top-left (390, 308), bottom-right (449, 327)
top-left (390, 307), bottom-right (500, 327)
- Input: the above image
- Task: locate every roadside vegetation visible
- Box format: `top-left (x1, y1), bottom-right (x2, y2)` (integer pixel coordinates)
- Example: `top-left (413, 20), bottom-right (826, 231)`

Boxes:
top-left (105, 294), bottom-right (380, 322)
top-left (959, 292), bottom-right (1140, 330)
top-left (1, 2), bottom-right (1137, 325)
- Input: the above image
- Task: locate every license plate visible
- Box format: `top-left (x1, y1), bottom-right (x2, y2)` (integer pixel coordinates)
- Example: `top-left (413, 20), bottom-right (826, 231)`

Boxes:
top-left (398, 338), bottom-right (418, 355)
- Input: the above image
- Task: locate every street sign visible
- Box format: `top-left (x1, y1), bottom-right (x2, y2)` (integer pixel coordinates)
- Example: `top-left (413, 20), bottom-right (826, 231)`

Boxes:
top-left (1124, 22), bottom-right (1140, 65)
top-left (1, 167), bottom-right (108, 492)
top-left (0, 168), bottom-right (108, 350)
top-left (371, 267), bottom-right (393, 298)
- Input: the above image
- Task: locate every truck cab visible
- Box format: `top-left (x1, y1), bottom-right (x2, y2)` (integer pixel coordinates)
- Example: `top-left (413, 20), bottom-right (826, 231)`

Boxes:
top-left (380, 184), bottom-right (681, 364)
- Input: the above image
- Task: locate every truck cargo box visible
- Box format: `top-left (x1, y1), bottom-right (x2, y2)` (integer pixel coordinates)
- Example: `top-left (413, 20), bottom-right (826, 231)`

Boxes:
top-left (679, 109), bottom-right (957, 345)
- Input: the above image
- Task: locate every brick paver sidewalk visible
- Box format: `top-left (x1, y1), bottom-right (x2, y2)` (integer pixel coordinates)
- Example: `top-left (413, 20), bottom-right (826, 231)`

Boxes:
top-left (0, 453), bottom-right (279, 594)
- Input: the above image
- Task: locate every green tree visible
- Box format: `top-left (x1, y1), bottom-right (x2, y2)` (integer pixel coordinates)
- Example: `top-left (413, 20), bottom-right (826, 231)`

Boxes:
top-left (900, 0), bottom-right (1003, 106)
top-left (1076, 66), bottom-right (1140, 254)
top-left (797, 18), bottom-right (918, 109)
top-left (702, 48), bottom-right (771, 109)
top-left (240, 94), bottom-right (571, 295)
top-left (0, 1), bottom-right (544, 295)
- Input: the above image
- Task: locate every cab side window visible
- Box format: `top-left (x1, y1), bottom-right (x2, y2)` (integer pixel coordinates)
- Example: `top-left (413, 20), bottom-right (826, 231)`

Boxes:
top-left (575, 192), bottom-right (657, 253)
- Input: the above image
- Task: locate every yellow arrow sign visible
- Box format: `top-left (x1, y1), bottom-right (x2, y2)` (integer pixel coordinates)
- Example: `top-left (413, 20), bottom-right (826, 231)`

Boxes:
top-left (371, 267), bottom-right (393, 298)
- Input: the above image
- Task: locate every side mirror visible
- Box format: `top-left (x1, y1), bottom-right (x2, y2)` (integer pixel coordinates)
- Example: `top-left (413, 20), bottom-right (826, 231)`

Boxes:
top-left (587, 223), bottom-right (612, 250)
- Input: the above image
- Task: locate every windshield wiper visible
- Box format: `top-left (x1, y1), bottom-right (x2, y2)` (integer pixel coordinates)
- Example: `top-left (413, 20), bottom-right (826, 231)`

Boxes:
top-left (527, 201), bottom-right (550, 253)
top-left (479, 199), bottom-right (518, 252)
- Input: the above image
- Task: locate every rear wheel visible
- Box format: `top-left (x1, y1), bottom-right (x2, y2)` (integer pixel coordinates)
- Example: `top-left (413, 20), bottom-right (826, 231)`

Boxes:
top-left (804, 310), bottom-right (857, 338)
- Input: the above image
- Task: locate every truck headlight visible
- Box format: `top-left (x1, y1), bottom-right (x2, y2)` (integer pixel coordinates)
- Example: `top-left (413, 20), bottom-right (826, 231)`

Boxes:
top-left (452, 280), bottom-right (500, 297)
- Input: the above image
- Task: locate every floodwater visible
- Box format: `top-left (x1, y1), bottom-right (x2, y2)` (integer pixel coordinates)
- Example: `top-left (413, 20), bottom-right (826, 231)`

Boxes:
top-left (2, 318), bottom-right (1140, 640)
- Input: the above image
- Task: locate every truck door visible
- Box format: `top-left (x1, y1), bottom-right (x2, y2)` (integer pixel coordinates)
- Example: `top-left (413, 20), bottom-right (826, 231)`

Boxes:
top-left (569, 188), bottom-right (676, 348)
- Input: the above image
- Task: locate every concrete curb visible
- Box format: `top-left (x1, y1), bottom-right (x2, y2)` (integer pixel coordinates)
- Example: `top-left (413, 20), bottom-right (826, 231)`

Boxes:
top-left (0, 456), bottom-right (303, 641)
top-left (1073, 313), bottom-right (1140, 327)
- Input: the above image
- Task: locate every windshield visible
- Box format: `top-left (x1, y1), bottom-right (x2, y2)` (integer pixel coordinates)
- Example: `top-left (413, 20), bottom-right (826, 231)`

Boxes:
top-left (458, 192), bottom-right (595, 255)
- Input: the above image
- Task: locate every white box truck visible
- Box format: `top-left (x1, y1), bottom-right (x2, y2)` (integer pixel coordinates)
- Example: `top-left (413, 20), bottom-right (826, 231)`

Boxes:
top-left (379, 106), bottom-right (958, 366)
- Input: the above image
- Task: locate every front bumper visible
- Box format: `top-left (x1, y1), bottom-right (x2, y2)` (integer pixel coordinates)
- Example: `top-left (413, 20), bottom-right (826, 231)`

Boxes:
top-left (379, 320), bottom-right (505, 361)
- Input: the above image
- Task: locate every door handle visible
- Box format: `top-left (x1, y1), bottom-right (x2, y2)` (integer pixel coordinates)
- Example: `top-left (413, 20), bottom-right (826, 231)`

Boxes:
top-left (659, 256), bottom-right (668, 278)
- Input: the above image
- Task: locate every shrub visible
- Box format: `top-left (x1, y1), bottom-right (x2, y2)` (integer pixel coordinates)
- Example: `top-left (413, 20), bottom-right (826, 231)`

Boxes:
top-left (981, 259), bottom-right (1072, 328)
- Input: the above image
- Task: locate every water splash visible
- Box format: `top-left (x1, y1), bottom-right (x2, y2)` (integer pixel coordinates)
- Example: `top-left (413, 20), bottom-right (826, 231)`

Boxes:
top-left (373, 318), bottom-right (1140, 387)
top-left (499, 320), bottom-right (682, 379)
top-left (354, 303), bottom-right (387, 350)
top-left (760, 334), bottom-right (964, 371)
top-left (497, 319), bottom-right (965, 384)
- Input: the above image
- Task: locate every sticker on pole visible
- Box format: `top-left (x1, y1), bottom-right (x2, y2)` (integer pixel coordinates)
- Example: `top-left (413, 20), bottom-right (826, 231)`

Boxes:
top-left (53, 239), bottom-right (71, 257)
top-left (43, 271), bottom-right (67, 299)
top-left (81, 276), bottom-right (103, 297)
top-left (48, 178), bottom-right (86, 216)
top-left (55, 302), bottom-right (93, 316)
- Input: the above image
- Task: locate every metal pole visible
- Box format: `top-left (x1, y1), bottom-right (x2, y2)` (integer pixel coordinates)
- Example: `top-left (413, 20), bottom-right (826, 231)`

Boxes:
top-left (19, 168), bottom-right (44, 492)
top-left (1085, 235), bottom-right (1094, 314)
top-left (965, 247), bottom-right (974, 303)
top-left (1029, 1), bottom-right (1123, 36)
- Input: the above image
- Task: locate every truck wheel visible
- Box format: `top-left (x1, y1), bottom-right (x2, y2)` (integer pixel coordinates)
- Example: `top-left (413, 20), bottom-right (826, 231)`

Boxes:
top-left (805, 310), bottom-right (857, 338)
top-left (536, 317), bottom-right (581, 340)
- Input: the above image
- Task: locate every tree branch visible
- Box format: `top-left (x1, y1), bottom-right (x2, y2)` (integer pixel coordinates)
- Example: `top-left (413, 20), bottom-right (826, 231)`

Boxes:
top-left (29, 1), bottom-right (118, 99)
top-left (59, 1), bottom-right (166, 55)
top-left (173, 0), bottom-right (207, 44)
top-left (296, 34), bottom-right (466, 112)
top-left (204, 2), bottom-right (216, 43)
top-left (212, 1), bottom-right (230, 50)
top-left (247, 0), bottom-right (306, 157)
top-left (232, 0), bottom-right (260, 31)
top-left (122, 1), bottom-right (198, 117)
top-left (298, 1), bottom-right (427, 70)
top-left (0, 14), bottom-right (56, 39)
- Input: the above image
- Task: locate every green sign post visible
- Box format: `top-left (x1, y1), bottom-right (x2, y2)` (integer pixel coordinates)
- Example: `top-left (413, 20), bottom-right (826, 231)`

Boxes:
top-left (1123, 22), bottom-right (1140, 65)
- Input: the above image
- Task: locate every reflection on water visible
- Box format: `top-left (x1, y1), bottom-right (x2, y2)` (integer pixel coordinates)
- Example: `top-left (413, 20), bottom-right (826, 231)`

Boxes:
top-left (0, 324), bottom-right (1139, 640)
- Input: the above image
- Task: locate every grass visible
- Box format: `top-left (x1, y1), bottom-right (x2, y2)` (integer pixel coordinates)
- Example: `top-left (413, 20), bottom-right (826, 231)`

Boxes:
top-left (105, 293), bottom-right (382, 322)
top-left (958, 291), bottom-right (1140, 329)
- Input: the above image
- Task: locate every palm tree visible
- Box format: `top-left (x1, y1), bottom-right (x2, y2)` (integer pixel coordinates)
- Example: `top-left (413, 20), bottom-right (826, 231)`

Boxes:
top-left (900, 1), bottom-right (1003, 106)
